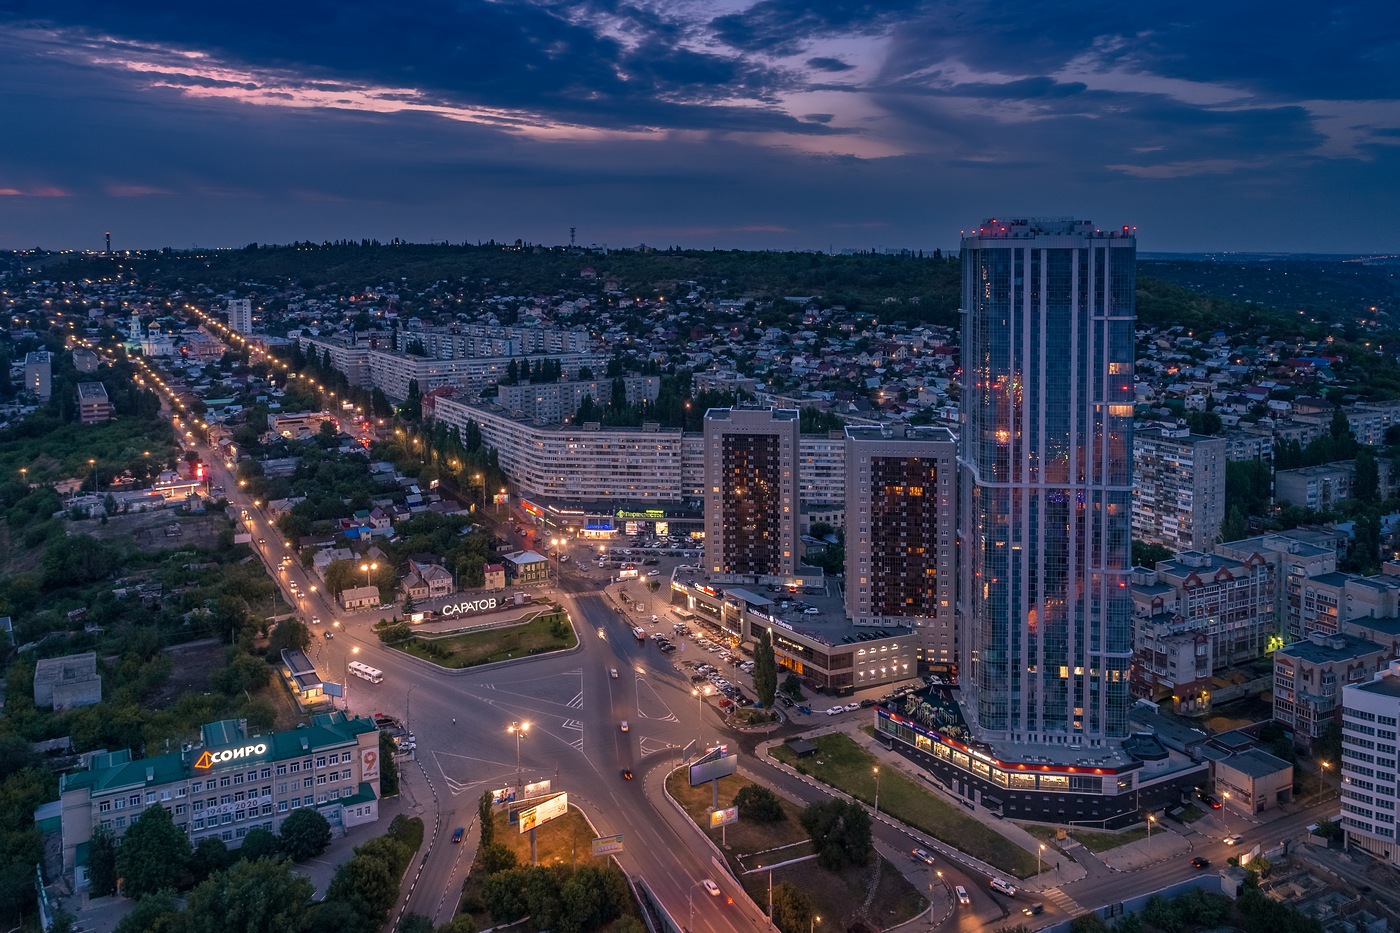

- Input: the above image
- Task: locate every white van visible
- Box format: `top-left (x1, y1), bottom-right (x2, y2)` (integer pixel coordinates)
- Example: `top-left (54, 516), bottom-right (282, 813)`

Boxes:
top-left (989, 878), bottom-right (1017, 897)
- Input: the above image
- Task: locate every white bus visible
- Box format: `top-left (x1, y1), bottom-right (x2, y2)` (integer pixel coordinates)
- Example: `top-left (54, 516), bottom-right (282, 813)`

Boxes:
top-left (347, 661), bottom-right (383, 684)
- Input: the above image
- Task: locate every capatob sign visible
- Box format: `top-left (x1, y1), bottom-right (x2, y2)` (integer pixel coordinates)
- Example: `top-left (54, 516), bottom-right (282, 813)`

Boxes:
top-left (194, 742), bottom-right (269, 770)
top-left (441, 597), bottom-right (500, 617)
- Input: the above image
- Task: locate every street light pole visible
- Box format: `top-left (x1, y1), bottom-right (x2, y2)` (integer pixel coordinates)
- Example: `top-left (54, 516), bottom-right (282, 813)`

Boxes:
top-left (509, 720), bottom-right (531, 795)
top-left (1316, 761), bottom-right (1331, 805)
top-left (873, 766), bottom-right (880, 819)
top-left (1038, 842), bottom-right (1045, 876)
top-left (693, 686), bottom-right (710, 747)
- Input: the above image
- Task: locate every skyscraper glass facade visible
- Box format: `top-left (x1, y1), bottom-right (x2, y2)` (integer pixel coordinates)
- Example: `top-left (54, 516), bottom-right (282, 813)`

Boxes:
top-left (959, 218), bottom-right (1136, 746)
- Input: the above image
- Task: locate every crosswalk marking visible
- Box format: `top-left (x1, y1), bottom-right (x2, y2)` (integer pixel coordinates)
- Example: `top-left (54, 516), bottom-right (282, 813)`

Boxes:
top-left (1040, 887), bottom-right (1083, 916)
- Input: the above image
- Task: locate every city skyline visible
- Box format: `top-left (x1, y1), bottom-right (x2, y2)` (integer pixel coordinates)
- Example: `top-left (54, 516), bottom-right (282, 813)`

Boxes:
top-left (1, 2), bottom-right (1397, 253)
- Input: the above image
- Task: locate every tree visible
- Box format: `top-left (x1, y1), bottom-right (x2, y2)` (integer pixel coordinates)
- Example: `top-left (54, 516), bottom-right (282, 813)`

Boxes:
top-left (327, 850), bottom-right (401, 925)
top-left (239, 827), bottom-right (282, 862)
top-left (399, 915), bottom-right (435, 933)
top-left (113, 889), bottom-right (182, 933)
top-left (1354, 448), bottom-right (1379, 502)
top-left (753, 629), bottom-right (778, 708)
top-left (734, 784), bottom-right (786, 822)
top-left (799, 799), bottom-right (871, 870)
top-left (1220, 504), bottom-right (1249, 543)
top-left (267, 617), bottom-right (311, 656)
top-left (780, 673), bottom-right (804, 699)
top-left (437, 917), bottom-right (477, 933)
top-left (116, 804), bottom-right (192, 897)
top-left (380, 731), bottom-right (400, 796)
top-left (477, 841), bottom-right (519, 875)
top-left (279, 808), bottom-right (332, 861)
top-left (88, 825), bottom-right (118, 896)
top-left (1132, 540), bottom-right (1173, 568)
top-left (183, 857), bottom-right (315, 933)
top-left (190, 835), bottom-right (232, 883)
top-left (771, 881), bottom-right (815, 933)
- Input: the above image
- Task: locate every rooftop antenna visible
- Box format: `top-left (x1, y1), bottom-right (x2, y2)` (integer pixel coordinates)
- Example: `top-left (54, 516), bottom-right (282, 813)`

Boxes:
top-left (105, 232), bottom-right (111, 254)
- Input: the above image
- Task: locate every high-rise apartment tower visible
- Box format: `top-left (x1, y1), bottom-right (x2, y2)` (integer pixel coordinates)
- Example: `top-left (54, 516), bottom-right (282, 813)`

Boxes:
top-left (227, 298), bottom-right (253, 334)
top-left (703, 407), bottom-right (799, 583)
top-left (959, 217), bottom-right (1136, 747)
top-left (844, 424), bottom-right (958, 668)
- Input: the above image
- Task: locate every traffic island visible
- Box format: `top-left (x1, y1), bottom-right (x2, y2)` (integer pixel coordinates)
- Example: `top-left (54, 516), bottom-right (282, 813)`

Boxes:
top-left (663, 768), bottom-right (926, 931)
top-left (378, 608), bottom-right (578, 669)
top-left (454, 801), bottom-right (644, 932)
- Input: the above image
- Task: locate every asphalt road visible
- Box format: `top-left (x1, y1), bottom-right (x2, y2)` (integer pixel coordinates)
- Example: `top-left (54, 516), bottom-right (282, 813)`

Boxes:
top-left (185, 427), bottom-right (1342, 933)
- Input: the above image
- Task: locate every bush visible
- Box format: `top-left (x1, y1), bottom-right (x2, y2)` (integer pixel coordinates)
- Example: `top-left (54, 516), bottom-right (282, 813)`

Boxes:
top-left (476, 842), bottom-right (518, 875)
top-left (734, 784), bottom-right (786, 823)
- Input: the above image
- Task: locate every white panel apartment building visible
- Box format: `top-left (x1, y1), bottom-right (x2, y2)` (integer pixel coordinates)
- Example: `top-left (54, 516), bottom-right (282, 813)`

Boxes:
top-left (432, 398), bottom-right (848, 510)
top-left (1132, 426), bottom-right (1226, 552)
top-left (1340, 661), bottom-right (1400, 865)
top-left (297, 336), bottom-right (374, 388)
top-left (367, 349), bottom-right (606, 400)
top-left (414, 324), bottom-right (593, 359)
top-left (798, 432), bottom-right (847, 507)
top-left (495, 376), bottom-right (659, 424)
top-left (432, 398), bottom-right (691, 503)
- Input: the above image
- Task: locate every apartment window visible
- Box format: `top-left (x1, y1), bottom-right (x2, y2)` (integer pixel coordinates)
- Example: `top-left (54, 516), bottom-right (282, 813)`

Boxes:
top-left (276, 764), bottom-right (287, 776)
top-left (277, 801), bottom-right (288, 813)
top-left (220, 777), bottom-right (231, 788)
top-left (233, 773), bottom-right (244, 785)
top-left (316, 775), bottom-right (327, 786)
top-left (175, 805), bottom-right (187, 816)
top-left (316, 756), bottom-right (327, 768)
top-left (176, 787), bottom-right (187, 798)
top-left (289, 762), bottom-right (300, 774)
top-left (98, 801), bottom-right (111, 813)
top-left (115, 816), bottom-right (126, 829)
top-left (193, 801), bottom-right (204, 813)
top-left (261, 768), bottom-right (271, 780)
top-left (129, 794), bottom-right (142, 807)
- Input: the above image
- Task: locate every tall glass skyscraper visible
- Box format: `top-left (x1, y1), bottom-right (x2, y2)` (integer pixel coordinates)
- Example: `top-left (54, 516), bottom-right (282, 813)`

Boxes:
top-left (959, 218), bottom-right (1136, 748)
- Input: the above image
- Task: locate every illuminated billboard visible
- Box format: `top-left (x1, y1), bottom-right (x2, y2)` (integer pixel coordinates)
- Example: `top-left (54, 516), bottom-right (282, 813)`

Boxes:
top-left (518, 792), bottom-right (568, 834)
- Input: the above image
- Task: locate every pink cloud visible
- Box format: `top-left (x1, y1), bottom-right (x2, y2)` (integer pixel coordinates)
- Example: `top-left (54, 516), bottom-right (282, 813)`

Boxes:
top-left (0, 185), bottom-right (70, 196)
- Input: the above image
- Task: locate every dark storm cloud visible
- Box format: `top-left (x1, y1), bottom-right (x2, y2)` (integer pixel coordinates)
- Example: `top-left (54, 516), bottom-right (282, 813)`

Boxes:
top-left (0, 1), bottom-right (1396, 252)
top-left (710, 0), bottom-right (926, 55)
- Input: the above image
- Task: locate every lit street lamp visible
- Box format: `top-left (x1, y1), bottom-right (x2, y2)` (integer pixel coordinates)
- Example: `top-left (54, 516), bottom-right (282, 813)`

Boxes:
top-left (508, 720), bottom-right (531, 794)
top-left (342, 646), bottom-right (360, 710)
top-left (1038, 842), bottom-right (1045, 876)
top-left (873, 766), bottom-right (881, 819)
top-left (692, 685), bottom-right (711, 746)
top-left (360, 561), bottom-right (378, 588)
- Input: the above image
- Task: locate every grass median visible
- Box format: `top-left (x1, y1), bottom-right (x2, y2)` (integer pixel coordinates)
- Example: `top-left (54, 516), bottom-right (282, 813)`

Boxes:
top-left (391, 611), bottom-right (577, 668)
top-left (771, 733), bottom-right (1039, 877)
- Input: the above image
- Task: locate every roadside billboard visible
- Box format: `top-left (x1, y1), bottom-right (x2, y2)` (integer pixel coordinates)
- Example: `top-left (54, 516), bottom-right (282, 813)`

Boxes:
top-left (591, 834), bottom-right (624, 856)
top-left (689, 752), bottom-right (738, 787)
top-left (518, 792), bottom-right (568, 834)
top-left (709, 807), bottom-right (738, 829)
top-left (524, 779), bottom-right (552, 798)
top-left (491, 787), bottom-right (516, 805)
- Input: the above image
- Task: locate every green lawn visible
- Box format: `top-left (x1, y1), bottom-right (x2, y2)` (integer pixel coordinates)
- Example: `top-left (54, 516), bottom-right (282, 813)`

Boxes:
top-left (664, 768), bottom-right (927, 928)
top-left (1018, 821), bottom-right (1151, 854)
top-left (771, 734), bottom-right (1039, 877)
top-left (394, 612), bottom-right (576, 668)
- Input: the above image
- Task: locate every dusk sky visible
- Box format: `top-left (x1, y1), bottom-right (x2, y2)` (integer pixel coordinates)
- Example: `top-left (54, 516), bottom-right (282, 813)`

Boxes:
top-left (2, 1), bottom-right (1398, 254)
